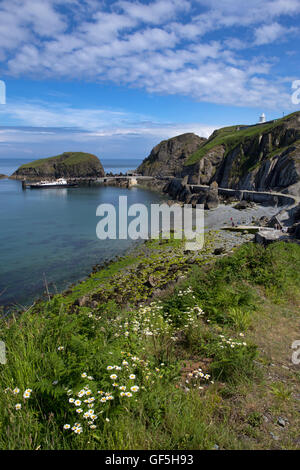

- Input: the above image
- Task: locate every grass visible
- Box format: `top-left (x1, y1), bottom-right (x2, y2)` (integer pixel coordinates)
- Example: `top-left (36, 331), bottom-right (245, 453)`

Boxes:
top-left (185, 110), bottom-right (300, 167)
top-left (18, 152), bottom-right (101, 170)
top-left (0, 240), bottom-right (300, 449)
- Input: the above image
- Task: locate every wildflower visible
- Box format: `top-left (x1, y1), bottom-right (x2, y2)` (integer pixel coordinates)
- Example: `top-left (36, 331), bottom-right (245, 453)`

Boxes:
top-left (131, 386), bottom-right (139, 393)
top-left (110, 374), bottom-right (117, 380)
top-left (129, 374), bottom-right (136, 380)
top-left (74, 400), bottom-right (81, 406)
top-left (87, 376), bottom-right (94, 381)
top-left (76, 408), bottom-right (83, 414)
top-left (100, 397), bottom-right (107, 403)
top-left (12, 388), bottom-right (20, 395)
top-left (239, 333), bottom-right (245, 337)
top-left (23, 389), bottom-right (32, 399)
top-left (119, 386), bottom-right (126, 391)
top-left (107, 366), bottom-right (114, 370)
top-left (90, 425), bottom-right (97, 429)
top-left (85, 390), bottom-right (92, 396)
top-left (105, 418), bottom-right (110, 422)
top-left (74, 427), bottom-right (82, 434)
top-left (63, 424), bottom-right (70, 430)
top-left (15, 403), bottom-right (22, 410)
top-left (69, 398), bottom-right (75, 403)
top-left (120, 392), bottom-right (125, 397)
top-left (125, 392), bottom-right (133, 397)
top-left (81, 372), bottom-right (87, 378)
top-left (57, 346), bottom-right (64, 351)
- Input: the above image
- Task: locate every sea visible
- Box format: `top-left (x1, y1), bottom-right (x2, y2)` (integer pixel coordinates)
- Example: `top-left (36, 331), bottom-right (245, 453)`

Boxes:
top-left (0, 157), bottom-right (162, 308)
top-left (0, 157), bottom-right (281, 309)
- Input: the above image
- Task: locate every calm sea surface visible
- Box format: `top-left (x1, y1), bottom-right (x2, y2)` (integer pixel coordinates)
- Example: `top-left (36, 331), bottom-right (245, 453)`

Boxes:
top-left (0, 157), bottom-right (163, 308)
top-left (0, 157), bottom-right (281, 309)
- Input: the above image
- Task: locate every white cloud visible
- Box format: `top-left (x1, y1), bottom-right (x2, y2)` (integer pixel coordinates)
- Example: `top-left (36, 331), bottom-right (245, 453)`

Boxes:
top-left (254, 22), bottom-right (297, 45)
top-left (1, 0), bottom-right (300, 109)
top-left (0, 99), bottom-right (216, 147)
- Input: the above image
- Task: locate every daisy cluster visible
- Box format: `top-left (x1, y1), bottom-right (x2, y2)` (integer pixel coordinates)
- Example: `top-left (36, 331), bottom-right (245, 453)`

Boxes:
top-left (6, 387), bottom-right (32, 411)
top-left (63, 355), bottom-right (147, 435)
top-left (218, 334), bottom-right (247, 349)
top-left (183, 368), bottom-right (214, 392)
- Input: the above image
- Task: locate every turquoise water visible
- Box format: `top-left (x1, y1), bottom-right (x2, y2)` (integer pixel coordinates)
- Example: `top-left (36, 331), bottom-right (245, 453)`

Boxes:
top-left (0, 158), bottom-right (164, 308)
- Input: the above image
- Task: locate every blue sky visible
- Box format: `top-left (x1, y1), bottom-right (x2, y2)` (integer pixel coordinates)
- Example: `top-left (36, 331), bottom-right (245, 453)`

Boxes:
top-left (0, 0), bottom-right (300, 163)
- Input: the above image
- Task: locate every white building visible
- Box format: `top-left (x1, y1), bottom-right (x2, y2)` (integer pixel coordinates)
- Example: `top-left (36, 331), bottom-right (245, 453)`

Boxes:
top-left (259, 113), bottom-right (266, 124)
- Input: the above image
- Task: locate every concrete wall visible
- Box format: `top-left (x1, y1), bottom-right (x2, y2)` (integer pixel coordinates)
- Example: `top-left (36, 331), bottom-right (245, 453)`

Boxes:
top-left (189, 184), bottom-right (297, 207)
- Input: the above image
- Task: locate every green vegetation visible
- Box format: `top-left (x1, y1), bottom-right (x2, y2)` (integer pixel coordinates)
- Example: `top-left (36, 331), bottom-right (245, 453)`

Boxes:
top-left (1, 240), bottom-right (300, 449)
top-left (19, 152), bottom-right (101, 169)
top-left (185, 111), bottom-right (300, 167)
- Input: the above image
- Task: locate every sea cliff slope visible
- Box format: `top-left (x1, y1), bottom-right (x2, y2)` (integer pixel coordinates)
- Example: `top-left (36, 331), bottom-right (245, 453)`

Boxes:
top-left (11, 152), bottom-right (105, 180)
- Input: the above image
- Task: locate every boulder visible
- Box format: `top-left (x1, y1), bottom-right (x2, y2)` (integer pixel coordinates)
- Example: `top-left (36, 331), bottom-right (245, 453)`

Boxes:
top-left (205, 192), bottom-right (219, 210)
top-left (295, 223), bottom-right (300, 239)
top-left (234, 200), bottom-right (253, 210)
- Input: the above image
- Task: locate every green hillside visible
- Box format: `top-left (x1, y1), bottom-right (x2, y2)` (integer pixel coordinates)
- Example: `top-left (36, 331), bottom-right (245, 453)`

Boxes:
top-left (13, 152), bottom-right (105, 179)
top-left (185, 111), bottom-right (300, 167)
top-left (19, 152), bottom-right (100, 169)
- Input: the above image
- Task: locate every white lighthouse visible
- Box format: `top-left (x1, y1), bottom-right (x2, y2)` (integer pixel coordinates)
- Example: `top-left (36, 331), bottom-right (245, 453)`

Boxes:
top-left (259, 113), bottom-right (266, 124)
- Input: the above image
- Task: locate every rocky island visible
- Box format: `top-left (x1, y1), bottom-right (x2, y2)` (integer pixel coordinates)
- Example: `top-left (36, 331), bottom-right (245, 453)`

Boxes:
top-left (11, 151), bottom-right (105, 181)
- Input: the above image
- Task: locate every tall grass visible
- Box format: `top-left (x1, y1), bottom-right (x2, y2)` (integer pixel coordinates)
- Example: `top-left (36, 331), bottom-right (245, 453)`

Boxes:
top-left (0, 241), bottom-right (299, 449)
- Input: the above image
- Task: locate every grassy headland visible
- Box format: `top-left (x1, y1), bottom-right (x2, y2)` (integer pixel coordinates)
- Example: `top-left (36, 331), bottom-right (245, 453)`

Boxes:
top-left (185, 111), bottom-right (300, 167)
top-left (11, 152), bottom-right (105, 179)
top-left (0, 236), bottom-right (299, 450)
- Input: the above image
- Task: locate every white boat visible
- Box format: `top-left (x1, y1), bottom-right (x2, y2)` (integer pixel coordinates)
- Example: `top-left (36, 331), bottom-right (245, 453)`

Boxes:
top-left (29, 178), bottom-right (77, 188)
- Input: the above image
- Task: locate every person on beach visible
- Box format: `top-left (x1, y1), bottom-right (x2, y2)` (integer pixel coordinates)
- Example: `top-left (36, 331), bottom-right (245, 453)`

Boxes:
top-left (230, 217), bottom-right (235, 227)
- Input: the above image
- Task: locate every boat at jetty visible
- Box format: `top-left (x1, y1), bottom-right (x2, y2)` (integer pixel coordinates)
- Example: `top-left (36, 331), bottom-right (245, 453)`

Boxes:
top-left (28, 178), bottom-right (77, 189)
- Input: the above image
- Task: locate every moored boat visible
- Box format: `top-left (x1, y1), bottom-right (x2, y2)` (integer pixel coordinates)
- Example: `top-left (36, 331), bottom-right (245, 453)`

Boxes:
top-left (28, 178), bottom-right (77, 189)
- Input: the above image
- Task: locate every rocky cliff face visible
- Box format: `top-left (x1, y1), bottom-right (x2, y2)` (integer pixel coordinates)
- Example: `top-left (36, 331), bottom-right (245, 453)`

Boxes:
top-left (138, 112), bottom-right (300, 196)
top-left (11, 152), bottom-right (105, 180)
top-left (137, 133), bottom-right (206, 177)
top-left (183, 111), bottom-right (300, 196)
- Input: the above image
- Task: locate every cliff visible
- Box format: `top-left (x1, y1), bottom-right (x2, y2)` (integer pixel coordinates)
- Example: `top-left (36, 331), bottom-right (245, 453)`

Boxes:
top-left (137, 133), bottom-right (206, 177)
top-left (137, 112), bottom-right (300, 196)
top-left (183, 111), bottom-right (300, 196)
top-left (11, 152), bottom-right (105, 180)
